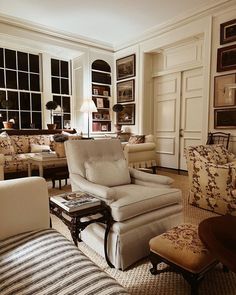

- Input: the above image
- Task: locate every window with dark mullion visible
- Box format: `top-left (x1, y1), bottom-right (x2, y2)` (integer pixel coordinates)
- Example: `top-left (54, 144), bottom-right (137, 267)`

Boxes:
top-left (0, 47), bottom-right (42, 129)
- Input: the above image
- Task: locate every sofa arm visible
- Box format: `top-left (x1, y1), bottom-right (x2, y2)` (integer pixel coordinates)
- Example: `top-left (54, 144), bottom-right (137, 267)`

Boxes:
top-left (0, 153), bottom-right (4, 180)
top-left (124, 142), bottom-right (156, 153)
top-left (0, 177), bottom-right (50, 240)
top-left (129, 168), bottom-right (174, 186)
top-left (69, 173), bottom-right (116, 202)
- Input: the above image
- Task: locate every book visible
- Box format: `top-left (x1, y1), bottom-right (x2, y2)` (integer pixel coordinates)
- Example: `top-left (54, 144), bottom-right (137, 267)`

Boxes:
top-left (50, 192), bottom-right (101, 212)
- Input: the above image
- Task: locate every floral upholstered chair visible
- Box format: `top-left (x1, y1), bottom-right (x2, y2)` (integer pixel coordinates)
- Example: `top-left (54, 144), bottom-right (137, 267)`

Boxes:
top-left (185, 144), bottom-right (236, 215)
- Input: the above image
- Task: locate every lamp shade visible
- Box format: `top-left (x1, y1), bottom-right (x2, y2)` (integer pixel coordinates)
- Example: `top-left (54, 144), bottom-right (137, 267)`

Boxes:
top-left (80, 99), bottom-right (98, 113)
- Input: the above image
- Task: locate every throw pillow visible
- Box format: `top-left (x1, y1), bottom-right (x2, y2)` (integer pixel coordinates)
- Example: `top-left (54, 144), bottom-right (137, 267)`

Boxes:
top-left (84, 159), bottom-right (131, 187)
top-left (128, 135), bottom-right (145, 144)
top-left (30, 144), bottom-right (51, 153)
top-left (0, 132), bottom-right (15, 155)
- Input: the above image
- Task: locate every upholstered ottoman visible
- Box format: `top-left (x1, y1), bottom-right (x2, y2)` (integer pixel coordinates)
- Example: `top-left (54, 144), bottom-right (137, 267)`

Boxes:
top-left (149, 223), bottom-right (218, 295)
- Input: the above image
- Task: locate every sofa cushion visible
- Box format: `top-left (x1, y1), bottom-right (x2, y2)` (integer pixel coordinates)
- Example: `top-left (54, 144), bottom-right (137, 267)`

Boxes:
top-left (30, 143), bottom-right (51, 153)
top-left (128, 135), bottom-right (145, 144)
top-left (10, 135), bottom-right (30, 153)
top-left (0, 132), bottom-right (15, 155)
top-left (110, 184), bottom-right (181, 221)
top-left (85, 159), bottom-right (131, 187)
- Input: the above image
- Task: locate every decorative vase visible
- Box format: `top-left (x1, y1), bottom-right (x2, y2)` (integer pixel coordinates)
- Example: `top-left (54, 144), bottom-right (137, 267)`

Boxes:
top-left (3, 121), bottom-right (14, 129)
top-left (54, 142), bottom-right (66, 158)
top-left (47, 123), bottom-right (57, 130)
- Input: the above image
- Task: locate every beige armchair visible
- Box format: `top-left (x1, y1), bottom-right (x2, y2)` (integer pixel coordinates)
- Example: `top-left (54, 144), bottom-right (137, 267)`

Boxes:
top-left (185, 144), bottom-right (236, 215)
top-left (65, 139), bottom-right (182, 270)
top-left (123, 134), bottom-right (157, 173)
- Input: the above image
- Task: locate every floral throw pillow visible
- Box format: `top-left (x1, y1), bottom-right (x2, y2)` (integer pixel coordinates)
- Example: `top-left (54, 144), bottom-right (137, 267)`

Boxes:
top-left (128, 135), bottom-right (145, 144)
top-left (0, 132), bottom-right (15, 155)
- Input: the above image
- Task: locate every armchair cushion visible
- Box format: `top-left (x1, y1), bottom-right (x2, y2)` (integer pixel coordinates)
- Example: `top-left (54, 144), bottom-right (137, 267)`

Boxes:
top-left (85, 159), bottom-right (131, 187)
top-left (128, 135), bottom-right (145, 144)
top-left (111, 185), bottom-right (181, 221)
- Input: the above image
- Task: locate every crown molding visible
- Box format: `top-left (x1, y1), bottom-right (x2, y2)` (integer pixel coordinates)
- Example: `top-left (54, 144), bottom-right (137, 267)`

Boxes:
top-left (0, 13), bottom-right (114, 52)
top-left (114, 0), bottom-right (233, 51)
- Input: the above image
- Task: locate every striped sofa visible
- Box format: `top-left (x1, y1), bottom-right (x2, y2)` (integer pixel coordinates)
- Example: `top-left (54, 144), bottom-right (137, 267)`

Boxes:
top-left (0, 177), bottom-right (129, 295)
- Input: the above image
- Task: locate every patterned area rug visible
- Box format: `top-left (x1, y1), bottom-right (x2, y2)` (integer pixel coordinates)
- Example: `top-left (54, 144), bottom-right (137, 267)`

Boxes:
top-left (49, 171), bottom-right (236, 295)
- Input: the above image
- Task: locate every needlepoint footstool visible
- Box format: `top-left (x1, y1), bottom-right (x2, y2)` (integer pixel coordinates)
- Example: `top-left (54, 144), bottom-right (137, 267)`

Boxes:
top-left (149, 223), bottom-right (218, 295)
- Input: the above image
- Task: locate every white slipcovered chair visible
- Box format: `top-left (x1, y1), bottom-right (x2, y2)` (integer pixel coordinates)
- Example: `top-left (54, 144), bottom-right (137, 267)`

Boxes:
top-left (123, 134), bottom-right (157, 173)
top-left (65, 139), bottom-right (182, 270)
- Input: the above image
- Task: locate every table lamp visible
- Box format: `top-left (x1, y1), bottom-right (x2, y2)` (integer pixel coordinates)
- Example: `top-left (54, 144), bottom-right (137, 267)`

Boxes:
top-left (80, 99), bottom-right (98, 138)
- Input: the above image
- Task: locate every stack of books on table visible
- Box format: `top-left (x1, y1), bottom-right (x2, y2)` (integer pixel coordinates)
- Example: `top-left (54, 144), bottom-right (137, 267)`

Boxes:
top-left (50, 192), bottom-right (101, 212)
top-left (31, 152), bottom-right (58, 160)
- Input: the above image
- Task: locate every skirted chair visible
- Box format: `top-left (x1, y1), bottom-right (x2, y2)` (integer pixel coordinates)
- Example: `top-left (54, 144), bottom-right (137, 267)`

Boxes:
top-left (65, 139), bottom-right (182, 270)
top-left (185, 144), bottom-right (236, 215)
top-left (123, 134), bottom-right (157, 173)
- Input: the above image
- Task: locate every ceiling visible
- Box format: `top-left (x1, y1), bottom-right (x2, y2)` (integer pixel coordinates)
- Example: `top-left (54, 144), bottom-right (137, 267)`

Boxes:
top-left (0, 0), bottom-right (228, 48)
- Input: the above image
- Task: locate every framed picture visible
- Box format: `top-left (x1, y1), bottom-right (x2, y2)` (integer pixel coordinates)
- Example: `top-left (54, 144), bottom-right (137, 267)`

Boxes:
top-left (217, 44), bottom-right (236, 72)
top-left (103, 113), bottom-right (110, 120)
top-left (117, 104), bottom-right (135, 125)
top-left (96, 98), bottom-right (104, 108)
top-left (94, 113), bottom-right (102, 120)
top-left (214, 74), bottom-right (236, 107)
top-left (117, 79), bottom-right (135, 103)
top-left (93, 88), bottom-right (99, 95)
top-left (220, 19), bottom-right (236, 45)
top-left (215, 108), bottom-right (236, 129)
top-left (116, 54), bottom-right (135, 80)
top-left (101, 123), bottom-right (108, 131)
top-left (103, 90), bottom-right (109, 96)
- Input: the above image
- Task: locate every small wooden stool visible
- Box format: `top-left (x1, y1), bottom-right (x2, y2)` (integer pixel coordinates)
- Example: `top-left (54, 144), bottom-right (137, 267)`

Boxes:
top-left (52, 171), bottom-right (69, 190)
top-left (149, 223), bottom-right (218, 295)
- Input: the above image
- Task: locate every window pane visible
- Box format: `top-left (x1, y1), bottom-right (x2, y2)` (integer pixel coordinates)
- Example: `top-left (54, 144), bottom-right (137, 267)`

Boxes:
top-left (61, 61), bottom-right (69, 77)
top-left (51, 59), bottom-right (59, 76)
top-left (5, 49), bottom-right (16, 69)
top-left (18, 72), bottom-right (29, 90)
top-left (0, 48), bottom-right (3, 68)
top-left (31, 93), bottom-right (41, 111)
top-left (6, 70), bottom-right (17, 89)
top-left (0, 91), bottom-right (6, 108)
top-left (8, 111), bottom-right (19, 129)
top-left (32, 112), bottom-right (42, 129)
top-left (53, 95), bottom-right (61, 106)
top-left (61, 78), bottom-right (69, 94)
top-left (62, 96), bottom-right (70, 113)
top-left (0, 111), bottom-right (6, 128)
top-left (20, 92), bottom-right (30, 110)
top-left (52, 77), bottom-right (60, 94)
top-left (17, 52), bottom-right (28, 72)
top-left (8, 91), bottom-right (19, 110)
top-left (29, 54), bottom-right (39, 73)
top-left (53, 115), bottom-right (61, 129)
top-left (30, 74), bottom-right (40, 91)
top-left (0, 69), bottom-right (5, 88)
top-left (20, 112), bottom-right (31, 128)
top-left (64, 113), bottom-right (71, 120)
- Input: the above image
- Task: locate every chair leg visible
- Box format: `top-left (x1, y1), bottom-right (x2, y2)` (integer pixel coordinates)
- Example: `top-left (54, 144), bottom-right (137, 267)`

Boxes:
top-left (149, 252), bottom-right (161, 275)
top-left (65, 178), bottom-right (67, 185)
top-left (59, 179), bottom-right (62, 190)
top-left (52, 179), bottom-right (55, 188)
top-left (152, 166), bottom-right (157, 174)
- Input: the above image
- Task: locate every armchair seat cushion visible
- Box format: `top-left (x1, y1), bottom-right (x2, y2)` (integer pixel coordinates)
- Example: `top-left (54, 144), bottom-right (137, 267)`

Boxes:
top-left (110, 184), bottom-right (181, 222)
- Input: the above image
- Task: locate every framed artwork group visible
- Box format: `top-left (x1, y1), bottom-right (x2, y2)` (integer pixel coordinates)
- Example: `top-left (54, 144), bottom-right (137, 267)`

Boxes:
top-left (215, 18), bottom-right (236, 129)
top-left (116, 54), bottom-right (136, 125)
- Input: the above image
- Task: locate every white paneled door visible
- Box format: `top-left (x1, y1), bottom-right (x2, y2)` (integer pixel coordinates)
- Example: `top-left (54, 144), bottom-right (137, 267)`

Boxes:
top-left (154, 68), bottom-right (203, 170)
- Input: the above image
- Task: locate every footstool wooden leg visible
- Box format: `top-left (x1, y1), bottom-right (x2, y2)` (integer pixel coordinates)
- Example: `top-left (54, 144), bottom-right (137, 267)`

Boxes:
top-left (52, 179), bottom-right (55, 188)
top-left (59, 179), bottom-right (62, 190)
top-left (150, 251), bottom-right (162, 275)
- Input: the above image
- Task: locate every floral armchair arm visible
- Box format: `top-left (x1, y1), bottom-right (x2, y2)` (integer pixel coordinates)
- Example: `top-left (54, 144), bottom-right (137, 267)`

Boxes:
top-left (0, 153), bottom-right (4, 180)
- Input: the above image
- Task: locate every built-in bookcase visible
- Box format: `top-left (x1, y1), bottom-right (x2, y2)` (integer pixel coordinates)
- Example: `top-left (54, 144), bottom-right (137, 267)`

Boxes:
top-left (91, 60), bottom-right (111, 132)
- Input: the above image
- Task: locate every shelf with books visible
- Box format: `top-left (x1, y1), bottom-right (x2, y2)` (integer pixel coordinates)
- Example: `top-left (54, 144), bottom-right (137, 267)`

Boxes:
top-left (91, 59), bottom-right (112, 133)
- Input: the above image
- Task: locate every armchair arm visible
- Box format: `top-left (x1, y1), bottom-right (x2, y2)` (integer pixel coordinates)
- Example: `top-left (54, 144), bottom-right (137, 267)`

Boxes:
top-left (124, 142), bottom-right (156, 153)
top-left (129, 168), bottom-right (174, 187)
top-left (0, 177), bottom-right (50, 240)
top-left (69, 173), bottom-right (116, 202)
top-left (0, 153), bottom-right (4, 180)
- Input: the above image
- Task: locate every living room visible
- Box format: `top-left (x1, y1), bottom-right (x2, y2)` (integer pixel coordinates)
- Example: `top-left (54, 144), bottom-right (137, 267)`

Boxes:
top-left (0, 0), bottom-right (236, 294)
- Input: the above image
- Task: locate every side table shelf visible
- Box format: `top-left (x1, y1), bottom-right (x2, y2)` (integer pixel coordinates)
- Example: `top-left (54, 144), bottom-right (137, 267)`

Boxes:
top-left (50, 198), bottom-right (114, 268)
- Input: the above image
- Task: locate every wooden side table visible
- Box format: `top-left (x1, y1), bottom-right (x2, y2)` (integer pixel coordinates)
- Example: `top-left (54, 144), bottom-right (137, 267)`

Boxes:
top-left (50, 196), bottom-right (114, 268)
